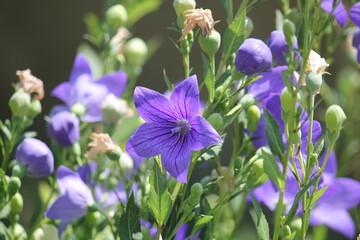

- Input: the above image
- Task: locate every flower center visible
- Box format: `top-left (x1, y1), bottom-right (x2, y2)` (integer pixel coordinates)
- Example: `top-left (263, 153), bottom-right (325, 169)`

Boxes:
top-left (171, 119), bottom-right (191, 136)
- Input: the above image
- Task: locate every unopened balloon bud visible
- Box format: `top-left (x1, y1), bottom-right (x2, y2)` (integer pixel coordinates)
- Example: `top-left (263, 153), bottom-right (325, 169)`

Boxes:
top-left (199, 30), bottom-right (221, 56)
top-left (173, 0), bottom-right (196, 17)
top-left (105, 4), bottom-right (128, 29)
top-left (9, 90), bottom-right (31, 117)
top-left (247, 105), bottom-right (261, 133)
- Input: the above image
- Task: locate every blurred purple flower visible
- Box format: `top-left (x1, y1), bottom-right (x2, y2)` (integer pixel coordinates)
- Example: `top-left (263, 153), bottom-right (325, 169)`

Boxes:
top-left (352, 28), bottom-right (360, 48)
top-left (235, 38), bottom-right (272, 75)
top-left (321, 0), bottom-right (347, 28)
top-left (350, 2), bottom-right (360, 27)
top-left (253, 152), bottom-right (360, 238)
top-left (126, 75), bottom-right (222, 183)
top-left (174, 223), bottom-right (201, 240)
top-left (15, 138), bottom-right (54, 177)
top-left (266, 30), bottom-right (301, 66)
top-left (140, 219), bottom-right (157, 237)
top-left (48, 110), bottom-right (80, 147)
top-left (46, 166), bottom-right (94, 234)
top-left (51, 54), bottom-right (127, 122)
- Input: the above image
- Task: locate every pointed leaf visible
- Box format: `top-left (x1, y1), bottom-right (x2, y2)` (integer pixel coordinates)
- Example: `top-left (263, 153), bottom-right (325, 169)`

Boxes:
top-left (263, 109), bottom-right (285, 158)
top-left (202, 53), bottom-right (215, 102)
top-left (249, 193), bottom-right (270, 240)
top-left (163, 69), bottom-right (174, 92)
top-left (309, 186), bottom-right (328, 207)
top-left (118, 193), bottom-right (141, 240)
top-left (148, 161), bottom-right (172, 226)
top-left (261, 149), bottom-right (284, 189)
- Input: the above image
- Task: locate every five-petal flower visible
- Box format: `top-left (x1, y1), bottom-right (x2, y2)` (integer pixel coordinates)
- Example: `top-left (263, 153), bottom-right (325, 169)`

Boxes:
top-left (126, 75), bottom-right (222, 183)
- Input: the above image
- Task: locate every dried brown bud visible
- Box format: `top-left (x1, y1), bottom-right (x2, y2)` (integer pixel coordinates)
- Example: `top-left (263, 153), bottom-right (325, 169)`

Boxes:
top-left (16, 69), bottom-right (44, 100)
top-left (84, 133), bottom-right (117, 160)
top-left (179, 8), bottom-right (218, 41)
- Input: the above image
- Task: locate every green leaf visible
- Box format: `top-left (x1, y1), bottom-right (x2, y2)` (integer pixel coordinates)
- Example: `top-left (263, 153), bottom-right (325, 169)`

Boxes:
top-left (309, 187), bottom-right (328, 207)
top-left (163, 69), bottom-right (174, 92)
top-left (284, 177), bottom-right (318, 225)
top-left (148, 160), bottom-right (172, 226)
top-left (202, 176), bottom-right (224, 194)
top-left (202, 53), bottom-right (215, 102)
top-left (314, 138), bottom-right (325, 156)
top-left (222, 0), bottom-right (248, 62)
top-left (84, 13), bottom-right (105, 45)
top-left (125, 0), bottom-right (163, 26)
top-left (263, 109), bottom-right (285, 158)
top-left (190, 215), bottom-right (213, 237)
top-left (1, 124), bottom-right (11, 141)
top-left (261, 149), bottom-right (284, 189)
top-left (249, 193), bottom-right (270, 240)
top-left (118, 193), bottom-right (142, 240)
top-left (197, 141), bottom-right (224, 166)
top-left (275, 9), bottom-right (284, 30)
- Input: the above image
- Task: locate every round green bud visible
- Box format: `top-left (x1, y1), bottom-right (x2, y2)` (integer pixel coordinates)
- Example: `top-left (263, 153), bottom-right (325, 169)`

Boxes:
top-left (289, 218), bottom-right (302, 234)
top-left (71, 102), bottom-right (86, 117)
top-left (8, 176), bottom-right (21, 197)
top-left (215, 86), bottom-right (225, 99)
top-left (234, 156), bottom-right (243, 173)
top-left (12, 163), bottom-right (27, 179)
top-left (239, 93), bottom-right (255, 109)
top-left (245, 17), bottom-right (254, 37)
top-left (11, 192), bottom-right (23, 214)
top-left (107, 176), bottom-right (118, 190)
top-left (32, 224), bottom-right (59, 240)
top-left (119, 152), bottom-right (134, 174)
top-left (27, 99), bottom-right (42, 118)
top-left (105, 4), bottom-right (128, 29)
top-left (86, 212), bottom-right (102, 227)
top-left (199, 30), bottom-right (221, 56)
top-left (325, 104), bottom-right (346, 133)
top-left (200, 176), bottom-right (211, 187)
top-left (247, 105), bottom-right (261, 133)
top-left (13, 223), bottom-right (27, 239)
top-left (247, 159), bottom-right (268, 186)
top-left (280, 225), bottom-right (292, 238)
top-left (101, 94), bottom-right (128, 125)
top-left (305, 72), bottom-right (322, 93)
top-left (292, 128), bottom-right (302, 144)
top-left (207, 113), bottom-right (223, 131)
top-left (190, 182), bottom-right (203, 197)
top-left (9, 90), bottom-right (31, 117)
top-left (280, 87), bottom-right (292, 112)
top-left (283, 19), bottom-right (296, 45)
top-left (125, 38), bottom-right (148, 66)
top-left (173, 0), bottom-right (196, 17)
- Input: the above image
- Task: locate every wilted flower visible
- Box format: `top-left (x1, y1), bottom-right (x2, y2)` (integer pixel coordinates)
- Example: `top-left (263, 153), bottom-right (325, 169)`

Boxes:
top-left (266, 30), bottom-right (301, 66)
top-left (46, 166), bottom-right (94, 234)
top-left (51, 54), bottom-right (127, 122)
top-left (84, 133), bottom-right (117, 160)
top-left (126, 75), bottom-right (222, 183)
top-left (321, 0), bottom-right (347, 28)
top-left (16, 69), bottom-right (44, 100)
top-left (235, 38), bottom-right (272, 75)
top-left (15, 138), bottom-right (54, 177)
top-left (48, 111), bottom-right (80, 147)
top-left (180, 8), bottom-right (217, 41)
top-left (306, 50), bottom-right (329, 74)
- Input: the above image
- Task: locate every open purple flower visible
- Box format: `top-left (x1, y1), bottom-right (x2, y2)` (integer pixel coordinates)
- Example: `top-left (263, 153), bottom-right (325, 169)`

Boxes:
top-left (126, 75), bottom-right (222, 183)
top-left (321, 0), bottom-right (347, 28)
top-left (46, 166), bottom-right (94, 234)
top-left (15, 138), bottom-right (54, 177)
top-left (51, 54), bottom-right (127, 122)
top-left (47, 110), bottom-right (80, 147)
top-left (350, 2), bottom-right (360, 27)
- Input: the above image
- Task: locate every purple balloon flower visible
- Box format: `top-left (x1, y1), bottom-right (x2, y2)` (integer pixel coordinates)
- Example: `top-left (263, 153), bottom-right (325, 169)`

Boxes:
top-left (48, 110), bottom-right (80, 147)
top-left (321, 0), bottom-right (347, 28)
top-left (51, 54), bottom-right (127, 122)
top-left (15, 138), bottom-right (54, 177)
top-left (174, 223), bottom-right (201, 240)
top-left (235, 38), bottom-right (272, 75)
top-left (46, 166), bottom-right (94, 234)
top-left (350, 2), bottom-right (360, 27)
top-left (266, 30), bottom-right (301, 66)
top-left (126, 75), bottom-right (222, 183)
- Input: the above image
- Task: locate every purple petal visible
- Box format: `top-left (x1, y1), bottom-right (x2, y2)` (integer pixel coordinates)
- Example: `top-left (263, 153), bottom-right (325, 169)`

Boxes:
top-left (310, 206), bottom-right (355, 238)
top-left (15, 138), bottom-right (54, 177)
top-left (161, 138), bottom-right (192, 183)
top-left (77, 164), bottom-right (90, 184)
top-left (317, 178), bottom-right (360, 209)
top-left (170, 75), bottom-right (200, 120)
top-left (69, 54), bottom-right (92, 84)
top-left (174, 224), bottom-right (189, 240)
top-left (56, 166), bottom-right (94, 204)
top-left (320, 151), bottom-right (337, 183)
top-left (321, 0), bottom-right (347, 28)
top-left (51, 82), bottom-right (70, 105)
top-left (95, 182), bottom-right (127, 208)
top-left (134, 87), bottom-right (176, 122)
top-left (96, 71), bottom-right (127, 97)
top-left (252, 181), bottom-right (279, 211)
top-left (352, 28), bottom-right (360, 48)
top-left (357, 45), bottom-right (360, 64)
top-left (300, 120), bottom-right (322, 154)
top-left (48, 111), bottom-right (80, 147)
top-left (45, 192), bottom-right (87, 222)
top-left (126, 122), bottom-right (174, 158)
top-left (189, 116), bottom-right (222, 151)
top-left (126, 144), bottom-right (145, 168)
top-left (350, 2), bottom-right (360, 27)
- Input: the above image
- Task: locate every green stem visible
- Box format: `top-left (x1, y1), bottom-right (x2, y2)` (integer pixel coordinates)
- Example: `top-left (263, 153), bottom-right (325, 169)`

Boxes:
top-left (183, 54), bottom-right (190, 79)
